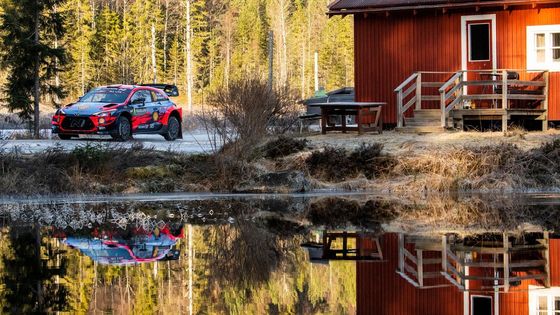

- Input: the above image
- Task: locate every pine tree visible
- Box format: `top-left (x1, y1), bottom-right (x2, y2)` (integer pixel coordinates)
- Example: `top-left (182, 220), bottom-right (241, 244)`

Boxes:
top-left (62, 0), bottom-right (94, 98)
top-left (0, 0), bottom-right (67, 137)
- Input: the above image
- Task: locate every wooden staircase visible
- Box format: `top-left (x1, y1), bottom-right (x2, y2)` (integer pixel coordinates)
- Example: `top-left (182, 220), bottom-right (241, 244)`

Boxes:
top-left (400, 109), bottom-right (445, 133)
top-left (395, 70), bottom-right (550, 133)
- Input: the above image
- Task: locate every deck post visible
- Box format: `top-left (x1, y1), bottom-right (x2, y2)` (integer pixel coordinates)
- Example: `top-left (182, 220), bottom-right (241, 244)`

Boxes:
top-left (544, 231), bottom-right (551, 287)
top-left (417, 249), bottom-right (424, 287)
top-left (441, 235), bottom-right (448, 273)
top-left (398, 233), bottom-right (405, 273)
top-left (543, 71), bottom-right (549, 131)
top-left (503, 233), bottom-right (510, 293)
top-left (440, 90), bottom-right (447, 128)
top-left (416, 72), bottom-right (422, 110)
top-left (502, 70), bottom-right (508, 133)
top-left (397, 90), bottom-right (403, 128)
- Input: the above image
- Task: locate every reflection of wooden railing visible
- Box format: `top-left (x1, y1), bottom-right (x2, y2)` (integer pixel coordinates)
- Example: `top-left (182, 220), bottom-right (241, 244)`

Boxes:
top-left (396, 234), bottom-right (451, 289)
top-left (441, 232), bottom-right (550, 293)
top-left (438, 69), bottom-right (549, 128)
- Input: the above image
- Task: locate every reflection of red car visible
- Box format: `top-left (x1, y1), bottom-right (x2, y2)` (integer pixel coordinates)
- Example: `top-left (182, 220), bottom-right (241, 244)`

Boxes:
top-left (51, 84), bottom-right (183, 141)
top-left (62, 227), bottom-right (183, 266)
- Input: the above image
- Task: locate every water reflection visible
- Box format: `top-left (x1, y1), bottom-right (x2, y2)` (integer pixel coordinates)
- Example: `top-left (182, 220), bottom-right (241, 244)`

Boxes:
top-left (0, 194), bottom-right (559, 314)
top-left (62, 227), bottom-right (183, 265)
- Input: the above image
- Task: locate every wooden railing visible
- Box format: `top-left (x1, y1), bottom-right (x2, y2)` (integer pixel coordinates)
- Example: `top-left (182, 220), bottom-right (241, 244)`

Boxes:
top-left (441, 232), bottom-right (550, 293)
top-left (396, 234), bottom-right (450, 289)
top-left (438, 69), bottom-right (549, 128)
top-left (395, 71), bottom-right (455, 128)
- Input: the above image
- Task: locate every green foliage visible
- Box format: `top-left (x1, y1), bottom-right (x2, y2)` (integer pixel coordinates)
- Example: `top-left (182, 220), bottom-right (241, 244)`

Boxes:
top-left (0, 0), bottom-right (354, 107)
top-left (0, 0), bottom-right (67, 120)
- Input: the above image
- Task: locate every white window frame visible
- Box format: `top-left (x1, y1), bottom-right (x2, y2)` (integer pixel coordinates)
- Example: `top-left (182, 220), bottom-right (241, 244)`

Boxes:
top-left (471, 295), bottom-right (492, 315)
top-left (529, 286), bottom-right (560, 315)
top-left (527, 25), bottom-right (560, 71)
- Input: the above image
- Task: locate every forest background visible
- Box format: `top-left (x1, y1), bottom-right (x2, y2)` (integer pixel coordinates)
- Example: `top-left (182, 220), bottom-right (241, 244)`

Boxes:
top-left (0, 0), bottom-right (354, 113)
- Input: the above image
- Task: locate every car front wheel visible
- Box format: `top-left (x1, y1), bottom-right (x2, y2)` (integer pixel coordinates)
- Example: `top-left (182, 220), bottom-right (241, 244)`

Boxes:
top-left (163, 116), bottom-right (180, 141)
top-left (111, 116), bottom-right (132, 141)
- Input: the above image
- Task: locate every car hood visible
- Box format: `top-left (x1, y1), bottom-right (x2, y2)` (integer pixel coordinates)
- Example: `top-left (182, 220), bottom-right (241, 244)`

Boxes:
top-left (62, 102), bottom-right (120, 116)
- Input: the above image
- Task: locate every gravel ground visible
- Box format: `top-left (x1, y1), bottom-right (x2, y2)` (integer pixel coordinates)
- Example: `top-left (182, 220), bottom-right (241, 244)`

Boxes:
top-left (0, 129), bottom-right (219, 154)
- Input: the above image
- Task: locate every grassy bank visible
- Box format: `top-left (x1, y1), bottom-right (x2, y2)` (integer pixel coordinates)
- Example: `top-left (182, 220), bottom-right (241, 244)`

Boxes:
top-left (0, 134), bottom-right (559, 196)
top-left (0, 143), bottom-right (251, 195)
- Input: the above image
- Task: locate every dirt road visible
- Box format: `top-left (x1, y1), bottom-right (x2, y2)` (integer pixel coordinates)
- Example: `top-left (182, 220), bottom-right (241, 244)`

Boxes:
top-left (0, 130), bottom-right (218, 154)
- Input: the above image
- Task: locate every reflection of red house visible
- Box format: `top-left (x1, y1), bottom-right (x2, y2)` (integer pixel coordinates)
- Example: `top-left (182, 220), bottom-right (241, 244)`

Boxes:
top-left (358, 233), bottom-right (560, 315)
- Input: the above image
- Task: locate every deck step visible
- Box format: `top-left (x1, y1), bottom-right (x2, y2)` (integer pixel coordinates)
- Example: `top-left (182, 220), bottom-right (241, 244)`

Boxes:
top-left (413, 109), bottom-right (441, 118)
top-left (397, 126), bottom-right (444, 133)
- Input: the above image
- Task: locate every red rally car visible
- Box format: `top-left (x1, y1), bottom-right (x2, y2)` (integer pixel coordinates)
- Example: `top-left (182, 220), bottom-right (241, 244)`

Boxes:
top-left (51, 84), bottom-right (183, 141)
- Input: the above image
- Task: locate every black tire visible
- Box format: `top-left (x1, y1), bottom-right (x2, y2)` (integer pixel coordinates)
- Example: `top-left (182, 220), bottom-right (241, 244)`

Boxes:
top-left (58, 134), bottom-right (73, 140)
top-left (111, 116), bottom-right (132, 141)
top-left (163, 116), bottom-right (180, 141)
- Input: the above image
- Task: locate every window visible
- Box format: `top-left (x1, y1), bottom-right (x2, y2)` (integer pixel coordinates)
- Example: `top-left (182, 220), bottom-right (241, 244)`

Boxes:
top-left (530, 287), bottom-right (560, 315)
top-left (527, 25), bottom-right (560, 71)
top-left (80, 88), bottom-right (131, 103)
top-left (539, 296), bottom-right (549, 315)
top-left (130, 90), bottom-right (153, 103)
top-left (154, 91), bottom-right (167, 102)
top-left (469, 23), bottom-right (491, 61)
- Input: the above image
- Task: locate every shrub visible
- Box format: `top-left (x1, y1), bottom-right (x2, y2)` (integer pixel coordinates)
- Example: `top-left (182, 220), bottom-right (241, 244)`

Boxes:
top-left (202, 76), bottom-right (299, 158)
top-left (306, 143), bottom-right (391, 181)
top-left (262, 136), bottom-right (309, 159)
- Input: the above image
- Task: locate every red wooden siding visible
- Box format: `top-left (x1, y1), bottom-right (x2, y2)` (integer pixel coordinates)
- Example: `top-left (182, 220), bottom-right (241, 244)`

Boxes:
top-left (357, 234), bottom-right (464, 315)
top-left (499, 239), bottom-right (560, 315)
top-left (354, 7), bottom-right (560, 125)
top-left (358, 236), bottom-right (560, 315)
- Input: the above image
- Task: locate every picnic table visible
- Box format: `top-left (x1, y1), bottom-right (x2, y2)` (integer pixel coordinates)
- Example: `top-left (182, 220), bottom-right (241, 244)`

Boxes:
top-left (309, 102), bottom-right (385, 134)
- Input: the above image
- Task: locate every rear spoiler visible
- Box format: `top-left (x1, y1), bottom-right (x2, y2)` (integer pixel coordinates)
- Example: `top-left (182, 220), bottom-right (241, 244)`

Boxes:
top-left (140, 84), bottom-right (180, 97)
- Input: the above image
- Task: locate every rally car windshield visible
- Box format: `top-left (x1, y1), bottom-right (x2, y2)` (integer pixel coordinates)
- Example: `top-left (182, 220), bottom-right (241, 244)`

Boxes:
top-left (80, 88), bottom-right (131, 103)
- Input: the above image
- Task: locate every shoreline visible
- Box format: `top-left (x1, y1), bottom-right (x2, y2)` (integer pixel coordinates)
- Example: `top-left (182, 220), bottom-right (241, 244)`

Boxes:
top-left (0, 130), bottom-right (559, 196)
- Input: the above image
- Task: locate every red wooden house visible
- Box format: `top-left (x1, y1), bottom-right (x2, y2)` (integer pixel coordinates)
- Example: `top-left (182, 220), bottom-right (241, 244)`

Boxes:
top-left (357, 233), bottom-right (560, 315)
top-left (328, 0), bottom-right (560, 132)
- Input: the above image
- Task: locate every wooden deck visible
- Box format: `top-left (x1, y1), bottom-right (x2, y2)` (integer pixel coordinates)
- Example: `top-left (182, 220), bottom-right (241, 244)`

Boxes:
top-left (395, 70), bottom-right (549, 132)
top-left (451, 108), bottom-right (547, 130)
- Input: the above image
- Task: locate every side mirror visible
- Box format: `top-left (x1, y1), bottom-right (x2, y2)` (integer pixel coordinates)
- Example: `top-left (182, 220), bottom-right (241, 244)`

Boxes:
top-left (132, 98), bottom-right (146, 105)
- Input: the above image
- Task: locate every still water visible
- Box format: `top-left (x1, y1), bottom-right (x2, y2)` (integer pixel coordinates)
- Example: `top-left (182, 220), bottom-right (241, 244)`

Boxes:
top-left (0, 193), bottom-right (559, 314)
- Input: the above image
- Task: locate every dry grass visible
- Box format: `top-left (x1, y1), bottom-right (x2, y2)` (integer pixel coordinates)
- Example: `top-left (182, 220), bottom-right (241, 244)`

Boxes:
top-left (303, 194), bottom-right (557, 235)
top-left (392, 140), bottom-right (560, 192)
top-left (0, 143), bottom-right (252, 195)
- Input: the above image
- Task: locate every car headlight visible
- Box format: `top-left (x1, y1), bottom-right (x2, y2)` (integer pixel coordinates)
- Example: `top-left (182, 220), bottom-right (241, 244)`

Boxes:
top-left (94, 110), bottom-right (116, 117)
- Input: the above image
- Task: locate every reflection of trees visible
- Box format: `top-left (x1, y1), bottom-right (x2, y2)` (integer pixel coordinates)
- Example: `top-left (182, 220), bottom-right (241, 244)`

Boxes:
top-left (206, 223), bottom-right (290, 288)
top-left (1, 225), bottom-right (68, 314)
top-left (201, 223), bottom-right (357, 314)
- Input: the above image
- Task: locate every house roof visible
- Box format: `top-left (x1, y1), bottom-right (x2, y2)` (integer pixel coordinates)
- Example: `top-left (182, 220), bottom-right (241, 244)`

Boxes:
top-left (328, 0), bottom-right (560, 15)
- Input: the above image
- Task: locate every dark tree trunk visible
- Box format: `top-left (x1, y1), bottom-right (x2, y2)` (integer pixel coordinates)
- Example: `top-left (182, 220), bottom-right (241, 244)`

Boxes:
top-left (33, 0), bottom-right (41, 139)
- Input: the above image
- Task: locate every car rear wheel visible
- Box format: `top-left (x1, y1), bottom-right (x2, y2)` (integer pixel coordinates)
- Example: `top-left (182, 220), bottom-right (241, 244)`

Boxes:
top-left (164, 116), bottom-right (180, 141)
top-left (111, 116), bottom-right (132, 141)
top-left (58, 134), bottom-right (73, 140)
